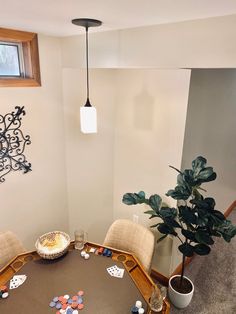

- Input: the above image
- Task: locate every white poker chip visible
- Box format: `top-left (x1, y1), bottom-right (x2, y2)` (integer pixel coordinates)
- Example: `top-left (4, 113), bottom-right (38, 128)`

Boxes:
top-left (135, 300), bottom-right (142, 308)
top-left (138, 308), bottom-right (145, 314)
top-left (72, 310), bottom-right (79, 314)
top-left (59, 310), bottom-right (66, 314)
top-left (2, 292), bottom-right (9, 299)
top-left (80, 250), bottom-right (86, 257)
top-left (84, 253), bottom-right (90, 260)
top-left (63, 294), bottom-right (70, 299)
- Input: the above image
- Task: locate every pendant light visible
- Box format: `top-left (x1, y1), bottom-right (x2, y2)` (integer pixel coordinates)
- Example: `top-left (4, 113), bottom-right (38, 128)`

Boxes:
top-left (72, 18), bottom-right (102, 133)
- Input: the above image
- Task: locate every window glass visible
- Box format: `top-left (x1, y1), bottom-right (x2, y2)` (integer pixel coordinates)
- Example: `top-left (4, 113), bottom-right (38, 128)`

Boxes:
top-left (0, 42), bottom-right (21, 76)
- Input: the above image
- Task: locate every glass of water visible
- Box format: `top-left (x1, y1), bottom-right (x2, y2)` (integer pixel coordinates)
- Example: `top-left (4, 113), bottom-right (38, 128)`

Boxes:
top-left (149, 285), bottom-right (166, 312)
top-left (74, 229), bottom-right (87, 250)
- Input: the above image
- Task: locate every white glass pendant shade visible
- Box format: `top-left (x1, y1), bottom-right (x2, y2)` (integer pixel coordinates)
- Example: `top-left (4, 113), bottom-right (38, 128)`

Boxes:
top-left (80, 106), bottom-right (97, 133)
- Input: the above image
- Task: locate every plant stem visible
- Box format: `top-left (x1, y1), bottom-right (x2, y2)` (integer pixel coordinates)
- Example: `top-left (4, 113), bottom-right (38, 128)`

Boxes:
top-left (180, 253), bottom-right (186, 289)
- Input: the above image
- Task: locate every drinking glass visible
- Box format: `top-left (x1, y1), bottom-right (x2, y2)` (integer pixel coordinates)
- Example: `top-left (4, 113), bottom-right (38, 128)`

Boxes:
top-left (149, 285), bottom-right (167, 312)
top-left (74, 229), bottom-right (87, 250)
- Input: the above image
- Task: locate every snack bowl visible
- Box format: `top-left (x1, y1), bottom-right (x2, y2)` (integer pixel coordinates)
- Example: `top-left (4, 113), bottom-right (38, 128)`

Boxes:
top-left (35, 231), bottom-right (70, 260)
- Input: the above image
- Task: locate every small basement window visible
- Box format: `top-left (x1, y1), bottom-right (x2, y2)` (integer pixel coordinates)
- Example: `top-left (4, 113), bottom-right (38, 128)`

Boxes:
top-left (0, 42), bottom-right (23, 77)
top-left (0, 28), bottom-right (41, 87)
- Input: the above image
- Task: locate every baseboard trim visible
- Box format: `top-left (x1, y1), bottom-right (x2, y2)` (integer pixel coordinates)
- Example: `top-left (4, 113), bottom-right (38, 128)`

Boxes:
top-left (151, 268), bottom-right (169, 286)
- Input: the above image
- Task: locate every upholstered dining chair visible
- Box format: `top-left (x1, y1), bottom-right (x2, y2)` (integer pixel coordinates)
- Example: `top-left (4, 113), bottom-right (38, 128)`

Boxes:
top-left (0, 231), bottom-right (25, 270)
top-left (103, 219), bottom-right (155, 273)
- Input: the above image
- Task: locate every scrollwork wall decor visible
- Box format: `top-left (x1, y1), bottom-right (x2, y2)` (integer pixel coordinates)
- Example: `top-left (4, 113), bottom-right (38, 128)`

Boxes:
top-left (0, 106), bottom-right (32, 183)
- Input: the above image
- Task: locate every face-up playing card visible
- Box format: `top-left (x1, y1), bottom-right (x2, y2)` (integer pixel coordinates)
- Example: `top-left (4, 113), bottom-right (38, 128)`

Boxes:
top-left (10, 275), bottom-right (27, 289)
top-left (107, 265), bottom-right (124, 278)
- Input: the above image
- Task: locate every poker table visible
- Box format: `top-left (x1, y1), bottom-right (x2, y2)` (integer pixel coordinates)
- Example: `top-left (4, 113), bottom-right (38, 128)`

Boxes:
top-left (0, 242), bottom-right (170, 313)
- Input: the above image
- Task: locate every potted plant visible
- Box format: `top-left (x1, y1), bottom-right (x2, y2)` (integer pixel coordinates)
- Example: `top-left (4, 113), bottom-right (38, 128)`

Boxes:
top-left (122, 156), bottom-right (236, 308)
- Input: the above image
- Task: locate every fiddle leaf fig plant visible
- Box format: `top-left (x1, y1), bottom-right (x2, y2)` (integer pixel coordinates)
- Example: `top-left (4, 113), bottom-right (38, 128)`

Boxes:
top-left (122, 156), bottom-right (236, 288)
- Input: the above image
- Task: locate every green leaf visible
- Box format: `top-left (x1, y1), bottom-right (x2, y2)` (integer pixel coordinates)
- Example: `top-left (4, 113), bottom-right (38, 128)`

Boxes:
top-left (198, 167), bottom-right (217, 183)
top-left (192, 156), bottom-right (207, 175)
top-left (122, 193), bottom-right (138, 205)
top-left (164, 217), bottom-right (181, 228)
top-left (158, 223), bottom-right (177, 236)
top-left (138, 191), bottom-right (146, 198)
top-left (195, 230), bottom-right (214, 245)
top-left (194, 243), bottom-right (211, 255)
top-left (148, 194), bottom-right (162, 212)
top-left (179, 206), bottom-right (197, 225)
top-left (159, 207), bottom-right (177, 219)
top-left (215, 220), bottom-right (236, 243)
top-left (178, 243), bottom-right (195, 257)
top-left (122, 192), bottom-right (146, 205)
top-left (181, 229), bottom-right (196, 241)
top-left (156, 234), bottom-right (168, 243)
top-left (166, 185), bottom-right (191, 200)
top-left (191, 197), bottom-right (215, 210)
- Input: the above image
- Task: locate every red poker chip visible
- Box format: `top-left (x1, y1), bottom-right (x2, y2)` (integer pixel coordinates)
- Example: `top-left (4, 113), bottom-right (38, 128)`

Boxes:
top-left (78, 290), bottom-right (84, 296)
top-left (58, 296), bottom-right (64, 302)
top-left (72, 302), bottom-right (78, 309)
top-left (78, 303), bottom-right (84, 310)
top-left (62, 304), bottom-right (68, 310)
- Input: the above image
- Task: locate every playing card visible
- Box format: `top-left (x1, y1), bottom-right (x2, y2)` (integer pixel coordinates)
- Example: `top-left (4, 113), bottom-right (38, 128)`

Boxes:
top-left (107, 265), bottom-right (124, 278)
top-left (10, 274), bottom-right (27, 289)
top-left (10, 278), bottom-right (21, 289)
top-left (107, 265), bottom-right (119, 276)
top-left (114, 267), bottom-right (124, 278)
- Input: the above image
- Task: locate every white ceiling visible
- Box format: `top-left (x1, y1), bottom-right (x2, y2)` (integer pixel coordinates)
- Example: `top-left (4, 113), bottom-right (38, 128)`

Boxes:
top-left (1, 0), bottom-right (236, 37)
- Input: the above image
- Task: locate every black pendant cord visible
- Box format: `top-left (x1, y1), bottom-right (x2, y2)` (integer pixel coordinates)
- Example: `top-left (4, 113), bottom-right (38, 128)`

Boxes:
top-left (85, 26), bottom-right (90, 106)
top-left (71, 18), bottom-right (102, 107)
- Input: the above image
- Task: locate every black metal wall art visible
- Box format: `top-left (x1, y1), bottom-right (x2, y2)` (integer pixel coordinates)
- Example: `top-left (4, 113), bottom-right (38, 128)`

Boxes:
top-left (0, 106), bottom-right (32, 183)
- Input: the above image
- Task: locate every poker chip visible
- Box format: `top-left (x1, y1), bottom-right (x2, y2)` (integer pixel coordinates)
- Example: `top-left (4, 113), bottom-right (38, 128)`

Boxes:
top-left (1, 292), bottom-right (9, 299)
top-left (138, 308), bottom-right (145, 314)
top-left (50, 301), bottom-right (56, 307)
top-left (135, 300), bottom-right (142, 308)
top-left (77, 290), bottom-right (84, 296)
top-left (77, 297), bottom-right (83, 304)
top-left (80, 250), bottom-right (86, 257)
top-left (56, 302), bottom-right (62, 309)
top-left (131, 306), bottom-right (139, 313)
top-left (77, 303), bottom-right (84, 310)
top-left (49, 291), bottom-right (84, 313)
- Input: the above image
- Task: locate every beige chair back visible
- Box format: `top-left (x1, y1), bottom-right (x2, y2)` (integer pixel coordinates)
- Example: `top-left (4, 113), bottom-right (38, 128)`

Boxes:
top-left (0, 231), bottom-right (25, 270)
top-left (103, 219), bottom-right (155, 273)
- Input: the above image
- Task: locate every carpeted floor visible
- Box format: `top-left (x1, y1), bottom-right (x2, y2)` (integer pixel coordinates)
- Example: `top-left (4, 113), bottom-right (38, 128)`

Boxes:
top-left (170, 209), bottom-right (236, 314)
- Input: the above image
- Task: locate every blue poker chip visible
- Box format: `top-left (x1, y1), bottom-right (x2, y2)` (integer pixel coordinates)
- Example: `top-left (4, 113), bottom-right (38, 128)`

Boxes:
top-left (53, 297), bottom-right (59, 302)
top-left (66, 308), bottom-right (73, 314)
top-left (56, 302), bottom-right (62, 309)
top-left (131, 306), bottom-right (139, 313)
top-left (68, 298), bottom-right (73, 304)
top-left (78, 297), bottom-right (83, 304)
top-left (49, 301), bottom-right (56, 308)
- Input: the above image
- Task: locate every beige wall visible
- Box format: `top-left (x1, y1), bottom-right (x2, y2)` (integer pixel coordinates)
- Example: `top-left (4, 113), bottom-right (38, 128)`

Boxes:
top-left (62, 14), bottom-right (236, 68)
top-left (113, 69), bottom-right (191, 275)
top-left (0, 35), bottom-right (68, 249)
top-left (182, 69), bottom-right (236, 212)
top-left (62, 69), bottom-right (115, 243)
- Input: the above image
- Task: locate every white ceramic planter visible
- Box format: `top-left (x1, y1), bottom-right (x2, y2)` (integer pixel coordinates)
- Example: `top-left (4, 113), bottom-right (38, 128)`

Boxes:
top-left (168, 275), bottom-right (194, 308)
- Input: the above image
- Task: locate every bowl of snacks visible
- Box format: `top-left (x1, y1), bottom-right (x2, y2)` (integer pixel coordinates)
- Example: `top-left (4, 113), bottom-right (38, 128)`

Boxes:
top-left (35, 231), bottom-right (70, 260)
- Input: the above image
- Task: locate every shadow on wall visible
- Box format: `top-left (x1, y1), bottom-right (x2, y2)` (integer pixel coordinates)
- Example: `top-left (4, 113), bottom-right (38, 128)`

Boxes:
top-left (133, 88), bottom-right (155, 131)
